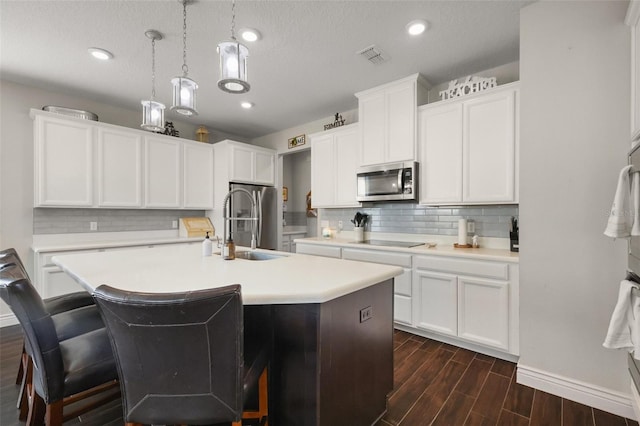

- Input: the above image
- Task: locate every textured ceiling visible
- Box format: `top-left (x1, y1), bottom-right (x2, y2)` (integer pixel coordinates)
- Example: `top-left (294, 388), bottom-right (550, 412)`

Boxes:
top-left (0, 0), bottom-right (527, 139)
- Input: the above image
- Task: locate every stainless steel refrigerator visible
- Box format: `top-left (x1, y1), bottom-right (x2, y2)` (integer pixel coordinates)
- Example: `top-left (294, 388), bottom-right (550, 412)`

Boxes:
top-left (227, 183), bottom-right (278, 250)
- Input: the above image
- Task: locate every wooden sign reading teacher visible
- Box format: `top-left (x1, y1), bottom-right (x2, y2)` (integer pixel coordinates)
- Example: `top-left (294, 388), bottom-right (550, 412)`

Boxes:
top-left (439, 76), bottom-right (497, 100)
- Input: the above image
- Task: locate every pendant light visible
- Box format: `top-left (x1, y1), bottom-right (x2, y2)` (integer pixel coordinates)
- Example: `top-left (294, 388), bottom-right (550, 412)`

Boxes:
top-left (171, 0), bottom-right (198, 116)
top-left (141, 30), bottom-right (166, 132)
top-left (217, 0), bottom-right (250, 94)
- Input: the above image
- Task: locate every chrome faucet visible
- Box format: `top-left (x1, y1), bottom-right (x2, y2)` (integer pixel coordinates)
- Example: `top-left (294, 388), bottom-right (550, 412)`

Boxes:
top-left (222, 188), bottom-right (258, 250)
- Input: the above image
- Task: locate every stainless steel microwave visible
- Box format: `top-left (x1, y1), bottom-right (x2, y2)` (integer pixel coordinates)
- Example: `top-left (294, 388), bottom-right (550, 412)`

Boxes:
top-left (356, 161), bottom-right (418, 202)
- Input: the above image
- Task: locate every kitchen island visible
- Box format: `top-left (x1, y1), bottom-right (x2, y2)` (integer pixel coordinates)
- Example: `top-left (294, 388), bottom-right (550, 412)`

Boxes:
top-left (53, 244), bottom-right (402, 426)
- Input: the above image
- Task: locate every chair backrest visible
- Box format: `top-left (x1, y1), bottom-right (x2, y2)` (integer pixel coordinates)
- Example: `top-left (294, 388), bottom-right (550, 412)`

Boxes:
top-left (93, 284), bottom-right (244, 425)
top-left (0, 262), bottom-right (65, 403)
top-left (0, 248), bottom-right (28, 275)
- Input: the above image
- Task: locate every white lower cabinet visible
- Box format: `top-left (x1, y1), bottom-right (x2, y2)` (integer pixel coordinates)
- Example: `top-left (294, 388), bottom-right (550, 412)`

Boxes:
top-left (457, 276), bottom-right (509, 350)
top-left (36, 249), bottom-right (97, 298)
top-left (413, 269), bottom-right (458, 336)
top-left (342, 247), bottom-right (412, 325)
top-left (295, 243), bottom-right (342, 258)
top-left (296, 241), bottom-right (518, 356)
top-left (413, 255), bottom-right (513, 353)
top-left (282, 233), bottom-right (306, 253)
top-left (33, 241), bottom-right (199, 298)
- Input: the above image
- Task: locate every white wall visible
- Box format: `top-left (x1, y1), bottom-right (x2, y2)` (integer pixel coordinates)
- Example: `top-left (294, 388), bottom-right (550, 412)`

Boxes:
top-left (519, 0), bottom-right (631, 416)
top-left (252, 109), bottom-right (358, 153)
top-left (283, 150), bottom-right (311, 214)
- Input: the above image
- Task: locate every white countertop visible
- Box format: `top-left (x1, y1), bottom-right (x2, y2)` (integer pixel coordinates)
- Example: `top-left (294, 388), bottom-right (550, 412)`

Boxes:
top-left (295, 236), bottom-right (519, 263)
top-left (32, 231), bottom-right (202, 253)
top-left (53, 244), bottom-right (402, 305)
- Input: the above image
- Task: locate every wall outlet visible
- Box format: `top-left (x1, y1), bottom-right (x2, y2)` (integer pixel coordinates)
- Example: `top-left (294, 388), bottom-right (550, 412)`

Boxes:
top-left (172, 220), bottom-right (178, 229)
top-left (467, 221), bottom-right (475, 233)
top-left (321, 220), bottom-right (330, 228)
top-left (90, 221), bottom-right (98, 231)
top-left (338, 221), bottom-right (343, 231)
top-left (360, 306), bottom-right (373, 323)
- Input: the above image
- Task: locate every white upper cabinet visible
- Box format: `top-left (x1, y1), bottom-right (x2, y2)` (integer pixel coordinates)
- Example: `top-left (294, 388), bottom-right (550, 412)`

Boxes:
top-left (310, 124), bottom-right (361, 208)
top-left (217, 140), bottom-right (276, 186)
top-left (97, 127), bottom-right (143, 207)
top-left (419, 82), bottom-right (519, 205)
top-left (419, 102), bottom-right (463, 204)
top-left (356, 74), bottom-right (430, 166)
top-left (183, 141), bottom-right (214, 209)
top-left (34, 114), bottom-right (94, 207)
top-left (32, 109), bottom-right (214, 209)
top-left (144, 136), bottom-right (182, 208)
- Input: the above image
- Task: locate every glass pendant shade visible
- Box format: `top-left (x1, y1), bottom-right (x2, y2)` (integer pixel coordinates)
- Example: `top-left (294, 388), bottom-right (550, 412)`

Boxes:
top-left (140, 100), bottom-right (166, 132)
top-left (217, 40), bottom-right (250, 94)
top-left (170, 76), bottom-right (198, 116)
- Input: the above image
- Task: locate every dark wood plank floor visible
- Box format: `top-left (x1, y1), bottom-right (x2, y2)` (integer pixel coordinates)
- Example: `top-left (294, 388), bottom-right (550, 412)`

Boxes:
top-left (378, 330), bottom-right (639, 426)
top-left (1, 325), bottom-right (638, 425)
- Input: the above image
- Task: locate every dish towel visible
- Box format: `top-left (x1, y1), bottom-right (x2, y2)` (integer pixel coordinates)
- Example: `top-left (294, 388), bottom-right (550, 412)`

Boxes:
top-left (603, 279), bottom-right (640, 359)
top-left (604, 165), bottom-right (635, 238)
top-left (632, 171), bottom-right (640, 236)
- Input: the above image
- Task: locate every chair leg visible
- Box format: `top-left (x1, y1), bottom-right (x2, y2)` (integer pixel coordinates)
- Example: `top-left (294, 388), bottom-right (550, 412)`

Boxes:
top-left (18, 356), bottom-right (33, 420)
top-left (26, 387), bottom-right (45, 426)
top-left (242, 367), bottom-right (269, 425)
top-left (17, 350), bottom-right (30, 409)
top-left (45, 400), bottom-right (63, 426)
top-left (257, 368), bottom-right (268, 425)
top-left (15, 342), bottom-right (25, 384)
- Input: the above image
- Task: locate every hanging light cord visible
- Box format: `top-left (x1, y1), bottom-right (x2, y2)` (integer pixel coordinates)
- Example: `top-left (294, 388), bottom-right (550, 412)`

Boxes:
top-left (182, 0), bottom-right (189, 76)
top-left (230, 0), bottom-right (236, 40)
top-left (151, 37), bottom-right (157, 100)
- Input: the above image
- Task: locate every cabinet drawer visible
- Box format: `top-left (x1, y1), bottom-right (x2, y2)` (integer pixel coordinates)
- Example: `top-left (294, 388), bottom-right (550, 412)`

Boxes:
top-left (414, 255), bottom-right (509, 280)
top-left (41, 249), bottom-right (98, 267)
top-left (394, 269), bottom-right (412, 296)
top-left (296, 243), bottom-right (341, 259)
top-left (394, 294), bottom-right (412, 325)
top-left (342, 248), bottom-right (412, 268)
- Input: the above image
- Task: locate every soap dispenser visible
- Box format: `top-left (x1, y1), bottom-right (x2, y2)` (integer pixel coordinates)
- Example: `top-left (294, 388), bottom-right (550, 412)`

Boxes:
top-left (223, 233), bottom-right (236, 260)
top-left (202, 231), bottom-right (212, 257)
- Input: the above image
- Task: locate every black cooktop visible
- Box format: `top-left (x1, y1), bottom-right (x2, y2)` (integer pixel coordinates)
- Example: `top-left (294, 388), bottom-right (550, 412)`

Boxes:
top-left (350, 240), bottom-right (423, 248)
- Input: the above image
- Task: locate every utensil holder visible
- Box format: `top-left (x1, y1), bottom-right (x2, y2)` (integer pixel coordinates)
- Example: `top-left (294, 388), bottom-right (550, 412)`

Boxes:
top-left (509, 231), bottom-right (519, 252)
top-left (354, 227), bottom-right (364, 243)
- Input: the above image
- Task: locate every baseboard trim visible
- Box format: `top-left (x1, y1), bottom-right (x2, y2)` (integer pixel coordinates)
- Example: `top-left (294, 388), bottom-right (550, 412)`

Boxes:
top-left (394, 323), bottom-right (519, 363)
top-left (1, 313), bottom-right (18, 328)
top-left (517, 363), bottom-right (636, 420)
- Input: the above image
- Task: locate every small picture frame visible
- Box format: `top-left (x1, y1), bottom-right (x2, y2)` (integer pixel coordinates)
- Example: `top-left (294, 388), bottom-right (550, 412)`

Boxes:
top-left (282, 186), bottom-right (288, 202)
top-left (288, 134), bottom-right (306, 149)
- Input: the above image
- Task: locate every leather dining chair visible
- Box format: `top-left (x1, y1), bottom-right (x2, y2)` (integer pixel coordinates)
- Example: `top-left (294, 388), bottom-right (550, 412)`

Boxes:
top-left (93, 284), bottom-right (269, 426)
top-left (0, 248), bottom-right (105, 421)
top-left (0, 261), bottom-right (119, 426)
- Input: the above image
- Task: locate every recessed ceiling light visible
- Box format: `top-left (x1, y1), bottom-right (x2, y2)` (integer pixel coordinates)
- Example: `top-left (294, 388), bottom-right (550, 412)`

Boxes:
top-left (241, 102), bottom-right (254, 109)
top-left (88, 47), bottom-right (113, 61)
top-left (240, 28), bottom-right (261, 42)
top-left (406, 20), bottom-right (429, 36)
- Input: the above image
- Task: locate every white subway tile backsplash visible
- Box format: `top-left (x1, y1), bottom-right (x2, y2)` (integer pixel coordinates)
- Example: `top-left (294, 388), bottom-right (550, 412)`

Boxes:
top-left (33, 208), bottom-right (206, 234)
top-left (322, 204), bottom-right (518, 238)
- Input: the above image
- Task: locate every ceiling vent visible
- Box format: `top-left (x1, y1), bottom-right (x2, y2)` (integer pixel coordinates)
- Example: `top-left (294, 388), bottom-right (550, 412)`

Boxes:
top-left (356, 45), bottom-right (389, 65)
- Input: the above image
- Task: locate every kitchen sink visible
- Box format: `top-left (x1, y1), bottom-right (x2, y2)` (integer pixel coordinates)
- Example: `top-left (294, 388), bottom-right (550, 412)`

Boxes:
top-left (220, 250), bottom-right (287, 261)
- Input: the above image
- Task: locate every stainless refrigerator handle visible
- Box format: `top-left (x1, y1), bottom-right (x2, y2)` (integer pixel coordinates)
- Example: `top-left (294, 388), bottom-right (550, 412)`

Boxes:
top-left (257, 190), bottom-right (263, 246)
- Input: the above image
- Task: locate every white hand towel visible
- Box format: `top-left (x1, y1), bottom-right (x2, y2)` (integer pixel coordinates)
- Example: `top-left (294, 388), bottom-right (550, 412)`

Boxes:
top-left (633, 171), bottom-right (640, 236)
top-left (604, 165), bottom-right (634, 238)
top-left (603, 280), bottom-right (640, 359)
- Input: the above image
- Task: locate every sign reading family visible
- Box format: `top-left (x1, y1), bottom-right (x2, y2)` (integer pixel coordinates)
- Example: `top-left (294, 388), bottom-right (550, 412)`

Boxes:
top-left (324, 113), bottom-right (346, 131)
top-left (439, 76), bottom-right (497, 100)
